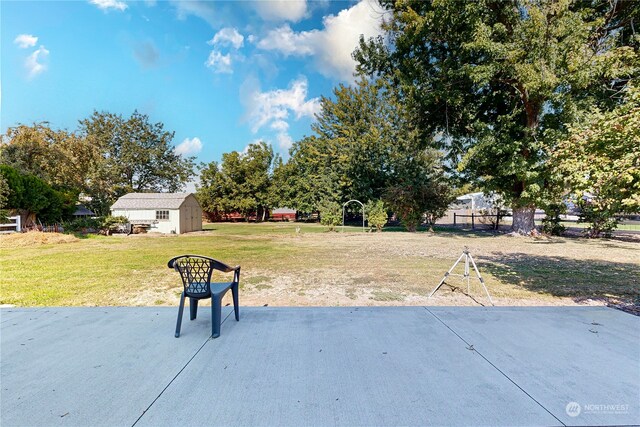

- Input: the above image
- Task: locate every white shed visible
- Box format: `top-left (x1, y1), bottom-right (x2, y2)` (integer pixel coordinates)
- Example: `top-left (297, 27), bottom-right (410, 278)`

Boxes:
top-left (111, 193), bottom-right (203, 234)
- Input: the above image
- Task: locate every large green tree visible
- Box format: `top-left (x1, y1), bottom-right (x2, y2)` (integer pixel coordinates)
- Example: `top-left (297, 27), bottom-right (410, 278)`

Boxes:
top-left (311, 78), bottom-right (402, 203)
top-left (197, 141), bottom-right (278, 221)
top-left (285, 77), bottom-right (452, 225)
top-left (1, 123), bottom-right (99, 194)
top-left (355, 0), bottom-right (638, 234)
top-left (0, 165), bottom-right (76, 223)
top-left (78, 110), bottom-right (196, 213)
top-left (284, 79), bottom-right (401, 213)
top-left (283, 135), bottom-right (342, 214)
top-left (2, 113), bottom-right (196, 216)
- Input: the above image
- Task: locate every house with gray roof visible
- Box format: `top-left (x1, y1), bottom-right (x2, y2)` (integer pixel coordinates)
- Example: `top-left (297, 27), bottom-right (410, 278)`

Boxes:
top-left (73, 204), bottom-right (95, 218)
top-left (110, 193), bottom-right (202, 234)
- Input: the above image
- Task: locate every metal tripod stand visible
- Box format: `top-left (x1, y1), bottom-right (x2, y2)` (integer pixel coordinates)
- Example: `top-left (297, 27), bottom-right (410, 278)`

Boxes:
top-left (429, 247), bottom-right (494, 306)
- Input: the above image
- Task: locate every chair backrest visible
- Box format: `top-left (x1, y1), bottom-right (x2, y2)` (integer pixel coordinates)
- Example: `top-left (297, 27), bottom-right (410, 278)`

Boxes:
top-left (168, 255), bottom-right (239, 298)
top-left (170, 255), bottom-right (214, 297)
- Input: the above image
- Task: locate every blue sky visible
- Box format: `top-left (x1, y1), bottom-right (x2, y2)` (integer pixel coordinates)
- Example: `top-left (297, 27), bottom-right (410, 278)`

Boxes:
top-left (1, 0), bottom-right (385, 170)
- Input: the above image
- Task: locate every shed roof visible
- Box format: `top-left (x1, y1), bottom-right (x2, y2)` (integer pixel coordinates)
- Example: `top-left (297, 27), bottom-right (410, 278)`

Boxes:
top-left (111, 193), bottom-right (194, 210)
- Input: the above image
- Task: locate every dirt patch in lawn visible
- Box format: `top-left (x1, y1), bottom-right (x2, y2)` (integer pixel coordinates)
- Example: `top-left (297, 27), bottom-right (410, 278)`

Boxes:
top-left (0, 231), bottom-right (79, 248)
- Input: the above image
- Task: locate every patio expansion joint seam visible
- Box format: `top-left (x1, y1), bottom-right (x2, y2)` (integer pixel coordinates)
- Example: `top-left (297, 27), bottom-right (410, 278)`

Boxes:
top-left (130, 309), bottom-right (234, 427)
top-left (422, 307), bottom-right (567, 427)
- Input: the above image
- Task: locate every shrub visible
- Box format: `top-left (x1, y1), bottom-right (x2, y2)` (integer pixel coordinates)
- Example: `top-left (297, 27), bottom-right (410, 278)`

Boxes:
top-left (578, 200), bottom-right (618, 238)
top-left (318, 200), bottom-right (342, 231)
top-left (100, 216), bottom-right (129, 234)
top-left (541, 203), bottom-right (566, 236)
top-left (384, 181), bottom-right (452, 232)
top-left (423, 182), bottom-right (453, 231)
top-left (62, 217), bottom-right (101, 233)
top-left (366, 200), bottom-right (388, 232)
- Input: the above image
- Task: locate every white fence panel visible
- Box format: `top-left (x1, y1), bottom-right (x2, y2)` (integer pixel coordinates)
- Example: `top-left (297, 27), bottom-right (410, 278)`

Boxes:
top-left (0, 216), bottom-right (21, 232)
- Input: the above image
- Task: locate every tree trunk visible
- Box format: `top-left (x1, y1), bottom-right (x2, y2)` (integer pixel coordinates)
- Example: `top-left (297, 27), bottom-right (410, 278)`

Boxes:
top-left (511, 205), bottom-right (536, 235)
top-left (509, 95), bottom-right (541, 236)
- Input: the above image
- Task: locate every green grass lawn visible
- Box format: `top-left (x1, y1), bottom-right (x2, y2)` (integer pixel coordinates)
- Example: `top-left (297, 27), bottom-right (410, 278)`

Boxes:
top-left (1, 222), bottom-right (638, 307)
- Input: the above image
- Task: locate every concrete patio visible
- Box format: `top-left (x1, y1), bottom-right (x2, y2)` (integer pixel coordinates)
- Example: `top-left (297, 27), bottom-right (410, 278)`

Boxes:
top-left (1, 306), bottom-right (638, 426)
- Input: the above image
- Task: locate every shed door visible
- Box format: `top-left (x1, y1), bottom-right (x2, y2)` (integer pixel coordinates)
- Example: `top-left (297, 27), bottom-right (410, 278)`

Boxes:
top-left (191, 207), bottom-right (198, 231)
top-left (183, 207), bottom-right (191, 233)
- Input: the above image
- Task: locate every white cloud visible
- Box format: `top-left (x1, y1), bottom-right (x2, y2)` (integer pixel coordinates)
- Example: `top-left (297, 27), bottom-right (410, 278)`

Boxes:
top-left (171, 0), bottom-right (216, 27)
top-left (209, 28), bottom-right (244, 49)
top-left (270, 120), bottom-right (289, 132)
top-left (257, 25), bottom-right (314, 56)
top-left (89, 0), bottom-right (128, 11)
top-left (175, 137), bottom-right (203, 156)
top-left (276, 133), bottom-right (294, 150)
top-left (205, 28), bottom-right (244, 74)
top-left (14, 34), bottom-right (38, 49)
top-left (205, 50), bottom-right (233, 74)
top-left (255, 0), bottom-right (307, 22)
top-left (25, 45), bottom-right (49, 78)
top-left (257, 0), bottom-right (385, 81)
top-left (241, 76), bottom-right (320, 153)
top-left (242, 76), bottom-right (320, 133)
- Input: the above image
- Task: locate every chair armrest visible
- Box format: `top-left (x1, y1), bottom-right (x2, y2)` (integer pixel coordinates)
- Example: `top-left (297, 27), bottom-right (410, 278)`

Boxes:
top-left (212, 260), bottom-right (240, 274)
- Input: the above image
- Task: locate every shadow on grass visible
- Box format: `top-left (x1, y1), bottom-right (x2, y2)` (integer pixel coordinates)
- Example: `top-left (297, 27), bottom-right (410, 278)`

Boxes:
top-left (479, 252), bottom-right (640, 302)
top-left (70, 232), bottom-right (91, 239)
top-left (526, 239), bottom-right (568, 245)
top-left (382, 225), bottom-right (501, 238)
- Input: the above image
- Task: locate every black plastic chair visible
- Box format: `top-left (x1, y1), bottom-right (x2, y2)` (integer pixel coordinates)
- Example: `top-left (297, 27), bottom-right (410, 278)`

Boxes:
top-left (168, 255), bottom-right (240, 339)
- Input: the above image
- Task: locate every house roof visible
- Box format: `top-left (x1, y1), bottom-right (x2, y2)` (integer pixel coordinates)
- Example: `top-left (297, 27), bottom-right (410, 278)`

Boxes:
top-left (456, 192), bottom-right (485, 201)
top-left (272, 207), bottom-right (296, 214)
top-left (73, 205), bottom-right (95, 216)
top-left (111, 193), bottom-right (194, 210)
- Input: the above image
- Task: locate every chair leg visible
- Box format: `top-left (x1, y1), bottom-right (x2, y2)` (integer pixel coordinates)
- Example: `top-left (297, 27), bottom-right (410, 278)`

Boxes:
top-left (190, 298), bottom-right (198, 320)
top-left (175, 292), bottom-right (186, 338)
top-left (211, 294), bottom-right (222, 339)
top-left (232, 283), bottom-right (240, 321)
